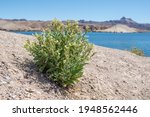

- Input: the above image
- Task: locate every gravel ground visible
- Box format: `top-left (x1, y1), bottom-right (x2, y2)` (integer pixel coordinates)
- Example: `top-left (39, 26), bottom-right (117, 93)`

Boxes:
top-left (0, 30), bottom-right (150, 100)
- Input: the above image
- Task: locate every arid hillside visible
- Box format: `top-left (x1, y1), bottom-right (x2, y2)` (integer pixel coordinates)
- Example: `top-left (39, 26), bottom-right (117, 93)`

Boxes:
top-left (0, 30), bottom-right (150, 99)
top-left (0, 17), bottom-right (150, 32)
top-left (0, 19), bottom-right (48, 31)
top-left (97, 24), bottom-right (139, 33)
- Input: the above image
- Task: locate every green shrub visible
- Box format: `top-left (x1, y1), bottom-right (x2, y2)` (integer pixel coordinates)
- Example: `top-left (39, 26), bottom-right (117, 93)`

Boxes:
top-left (24, 19), bottom-right (93, 87)
top-left (130, 47), bottom-right (144, 56)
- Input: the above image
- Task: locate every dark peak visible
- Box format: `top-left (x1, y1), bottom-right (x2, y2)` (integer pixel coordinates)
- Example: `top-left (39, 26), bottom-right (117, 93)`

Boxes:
top-left (120, 17), bottom-right (136, 24)
top-left (120, 17), bottom-right (127, 20)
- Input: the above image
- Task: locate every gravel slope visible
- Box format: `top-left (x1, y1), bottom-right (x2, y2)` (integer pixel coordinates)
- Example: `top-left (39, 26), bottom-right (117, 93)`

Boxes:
top-left (0, 30), bottom-right (150, 100)
top-left (98, 24), bottom-right (138, 33)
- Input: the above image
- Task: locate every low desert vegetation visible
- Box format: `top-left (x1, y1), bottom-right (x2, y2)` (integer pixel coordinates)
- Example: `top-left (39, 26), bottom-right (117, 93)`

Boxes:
top-left (24, 19), bottom-right (93, 87)
top-left (130, 47), bottom-right (144, 56)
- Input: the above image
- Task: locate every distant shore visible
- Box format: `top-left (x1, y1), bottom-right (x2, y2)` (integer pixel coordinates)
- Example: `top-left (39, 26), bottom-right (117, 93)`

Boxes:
top-left (1, 17), bottom-right (150, 33)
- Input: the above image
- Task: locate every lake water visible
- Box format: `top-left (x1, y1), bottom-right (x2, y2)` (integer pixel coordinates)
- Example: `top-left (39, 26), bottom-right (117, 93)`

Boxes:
top-left (15, 31), bottom-right (150, 57)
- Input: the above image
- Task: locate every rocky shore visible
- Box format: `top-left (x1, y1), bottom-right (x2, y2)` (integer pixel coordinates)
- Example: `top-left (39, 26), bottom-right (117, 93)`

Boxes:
top-left (0, 30), bottom-right (150, 99)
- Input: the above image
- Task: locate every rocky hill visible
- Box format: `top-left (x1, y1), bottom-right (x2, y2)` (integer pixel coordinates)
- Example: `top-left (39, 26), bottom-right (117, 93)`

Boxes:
top-left (79, 17), bottom-right (150, 31)
top-left (97, 24), bottom-right (139, 33)
top-left (0, 19), bottom-right (49, 31)
top-left (0, 17), bottom-right (150, 32)
top-left (0, 30), bottom-right (150, 99)
top-left (103, 17), bottom-right (150, 31)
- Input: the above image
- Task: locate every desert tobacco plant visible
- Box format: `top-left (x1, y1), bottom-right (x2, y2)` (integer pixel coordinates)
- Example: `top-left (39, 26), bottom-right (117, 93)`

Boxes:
top-left (25, 19), bottom-right (93, 87)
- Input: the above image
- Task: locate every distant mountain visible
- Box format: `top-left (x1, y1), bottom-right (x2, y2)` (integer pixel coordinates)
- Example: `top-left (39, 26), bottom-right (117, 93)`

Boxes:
top-left (79, 17), bottom-right (150, 31)
top-left (103, 17), bottom-right (150, 31)
top-left (0, 17), bottom-right (150, 32)
top-left (120, 17), bottom-right (137, 24)
top-left (105, 17), bottom-right (137, 24)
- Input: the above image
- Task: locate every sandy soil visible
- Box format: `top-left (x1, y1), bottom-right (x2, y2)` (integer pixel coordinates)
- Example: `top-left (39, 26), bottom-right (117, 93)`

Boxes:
top-left (0, 30), bottom-right (150, 100)
top-left (97, 24), bottom-right (138, 33)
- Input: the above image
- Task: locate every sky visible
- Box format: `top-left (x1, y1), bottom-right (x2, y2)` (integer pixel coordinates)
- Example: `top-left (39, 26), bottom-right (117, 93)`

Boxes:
top-left (0, 0), bottom-right (150, 23)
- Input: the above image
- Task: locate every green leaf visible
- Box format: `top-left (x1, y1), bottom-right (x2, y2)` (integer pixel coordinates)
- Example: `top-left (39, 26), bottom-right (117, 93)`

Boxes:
top-left (24, 19), bottom-right (93, 87)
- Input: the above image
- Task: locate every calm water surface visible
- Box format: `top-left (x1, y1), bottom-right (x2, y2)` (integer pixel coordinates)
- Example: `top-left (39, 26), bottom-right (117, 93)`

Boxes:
top-left (15, 31), bottom-right (150, 57)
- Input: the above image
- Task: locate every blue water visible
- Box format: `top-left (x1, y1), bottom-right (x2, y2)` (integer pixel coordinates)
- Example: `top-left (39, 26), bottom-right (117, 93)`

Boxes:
top-left (15, 31), bottom-right (150, 57)
top-left (87, 32), bottom-right (150, 56)
top-left (14, 31), bottom-right (41, 35)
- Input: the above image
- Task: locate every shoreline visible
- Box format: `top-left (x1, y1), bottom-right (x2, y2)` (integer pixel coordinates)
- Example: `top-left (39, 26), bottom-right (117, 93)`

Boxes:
top-left (1, 29), bottom-right (150, 33)
top-left (3, 31), bottom-right (150, 57)
top-left (1, 29), bottom-right (149, 34)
